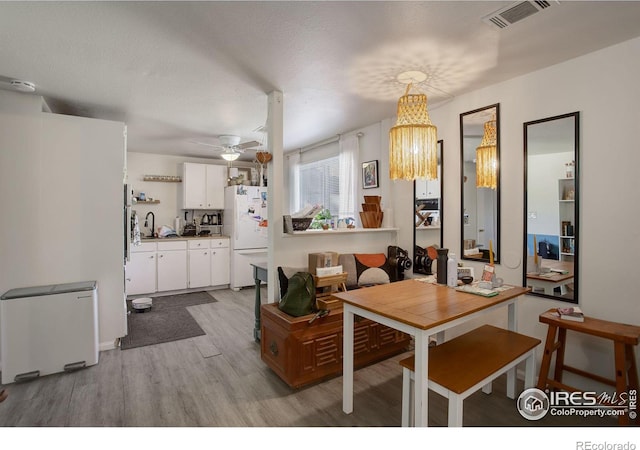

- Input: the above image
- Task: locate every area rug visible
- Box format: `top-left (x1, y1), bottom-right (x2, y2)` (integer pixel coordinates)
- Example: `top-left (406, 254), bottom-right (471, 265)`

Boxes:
top-left (120, 291), bottom-right (217, 350)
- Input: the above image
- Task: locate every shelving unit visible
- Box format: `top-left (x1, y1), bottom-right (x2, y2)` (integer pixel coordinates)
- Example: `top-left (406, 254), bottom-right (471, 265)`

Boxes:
top-left (558, 178), bottom-right (575, 261)
top-left (135, 200), bottom-right (160, 204)
top-left (143, 175), bottom-right (182, 182)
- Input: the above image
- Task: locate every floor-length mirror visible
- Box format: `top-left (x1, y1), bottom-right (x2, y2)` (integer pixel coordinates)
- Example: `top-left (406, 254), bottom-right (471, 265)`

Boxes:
top-left (460, 104), bottom-right (500, 264)
top-left (523, 112), bottom-right (579, 303)
top-left (413, 140), bottom-right (443, 275)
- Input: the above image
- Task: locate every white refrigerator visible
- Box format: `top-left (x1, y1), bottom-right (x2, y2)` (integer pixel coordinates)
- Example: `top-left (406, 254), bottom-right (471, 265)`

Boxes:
top-left (224, 185), bottom-right (268, 290)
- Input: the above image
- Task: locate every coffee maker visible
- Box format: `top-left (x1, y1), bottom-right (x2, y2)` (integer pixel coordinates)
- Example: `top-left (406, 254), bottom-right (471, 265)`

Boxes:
top-left (199, 212), bottom-right (223, 235)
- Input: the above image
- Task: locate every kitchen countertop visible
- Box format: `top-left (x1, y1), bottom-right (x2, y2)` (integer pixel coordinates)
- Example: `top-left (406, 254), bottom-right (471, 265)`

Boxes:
top-left (138, 234), bottom-right (229, 242)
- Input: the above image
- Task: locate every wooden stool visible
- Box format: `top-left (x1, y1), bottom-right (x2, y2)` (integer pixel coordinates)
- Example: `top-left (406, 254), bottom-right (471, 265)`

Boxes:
top-left (400, 325), bottom-right (540, 426)
top-left (537, 309), bottom-right (640, 426)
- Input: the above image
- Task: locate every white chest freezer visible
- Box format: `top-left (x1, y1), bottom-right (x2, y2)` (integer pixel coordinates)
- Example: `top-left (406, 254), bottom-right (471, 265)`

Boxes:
top-left (1, 281), bottom-right (99, 384)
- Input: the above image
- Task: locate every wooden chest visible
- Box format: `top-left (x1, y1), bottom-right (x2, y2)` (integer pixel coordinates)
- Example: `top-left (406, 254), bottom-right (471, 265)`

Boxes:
top-left (260, 302), bottom-right (411, 389)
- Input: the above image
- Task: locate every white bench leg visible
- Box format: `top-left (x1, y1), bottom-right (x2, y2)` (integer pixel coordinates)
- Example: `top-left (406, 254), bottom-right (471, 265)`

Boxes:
top-left (448, 394), bottom-right (464, 427)
top-left (401, 367), bottom-right (412, 427)
top-left (506, 368), bottom-right (516, 399)
top-left (482, 382), bottom-right (492, 394)
top-left (524, 350), bottom-right (536, 388)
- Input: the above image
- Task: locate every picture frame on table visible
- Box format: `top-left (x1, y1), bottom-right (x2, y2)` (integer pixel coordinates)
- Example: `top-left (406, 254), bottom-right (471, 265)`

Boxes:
top-left (362, 160), bottom-right (379, 189)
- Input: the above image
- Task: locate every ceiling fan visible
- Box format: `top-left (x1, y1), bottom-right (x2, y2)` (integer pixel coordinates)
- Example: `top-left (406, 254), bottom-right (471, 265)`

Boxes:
top-left (190, 135), bottom-right (261, 161)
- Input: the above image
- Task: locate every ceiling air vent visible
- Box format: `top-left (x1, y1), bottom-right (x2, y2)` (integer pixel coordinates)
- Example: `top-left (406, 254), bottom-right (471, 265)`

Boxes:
top-left (482, 1), bottom-right (553, 30)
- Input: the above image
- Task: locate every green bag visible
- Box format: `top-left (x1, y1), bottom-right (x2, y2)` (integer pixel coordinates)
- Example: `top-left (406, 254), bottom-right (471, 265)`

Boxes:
top-left (278, 272), bottom-right (317, 317)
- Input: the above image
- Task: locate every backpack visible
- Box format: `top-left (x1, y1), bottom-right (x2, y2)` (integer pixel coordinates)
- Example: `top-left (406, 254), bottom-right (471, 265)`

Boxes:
top-left (278, 272), bottom-right (317, 317)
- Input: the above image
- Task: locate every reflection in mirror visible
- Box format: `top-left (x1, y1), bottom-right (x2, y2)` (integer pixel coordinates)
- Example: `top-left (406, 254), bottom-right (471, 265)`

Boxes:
top-left (460, 104), bottom-right (500, 263)
top-left (523, 112), bottom-right (579, 303)
top-left (413, 140), bottom-right (443, 275)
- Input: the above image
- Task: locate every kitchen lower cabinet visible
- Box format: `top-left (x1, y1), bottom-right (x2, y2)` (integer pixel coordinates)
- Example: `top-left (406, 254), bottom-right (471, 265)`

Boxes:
top-left (210, 239), bottom-right (230, 286)
top-left (157, 241), bottom-right (187, 292)
top-left (125, 238), bottom-right (230, 297)
top-left (188, 247), bottom-right (211, 288)
top-left (126, 243), bottom-right (157, 295)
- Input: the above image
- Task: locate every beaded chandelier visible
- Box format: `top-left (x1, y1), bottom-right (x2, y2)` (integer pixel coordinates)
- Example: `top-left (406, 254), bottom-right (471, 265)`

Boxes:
top-left (389, 83), bottom-right (438, 181)
top-left (476, 115), bottom-right (497, 189)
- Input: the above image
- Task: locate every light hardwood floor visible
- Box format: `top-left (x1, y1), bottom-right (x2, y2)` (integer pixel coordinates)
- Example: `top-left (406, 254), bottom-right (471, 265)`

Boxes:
top-left (0, 287), bottom-right (617, 428)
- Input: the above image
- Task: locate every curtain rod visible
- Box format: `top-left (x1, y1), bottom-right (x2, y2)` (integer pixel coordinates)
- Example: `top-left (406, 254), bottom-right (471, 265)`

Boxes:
top-left (298, 131), bottom-right (364, 154)
top-left (285, 131), bottom-right (364, 158)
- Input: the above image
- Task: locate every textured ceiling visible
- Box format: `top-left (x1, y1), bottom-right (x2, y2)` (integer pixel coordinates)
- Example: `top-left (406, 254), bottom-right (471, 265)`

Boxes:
top-left (1, 1), bottom-right (640, 162)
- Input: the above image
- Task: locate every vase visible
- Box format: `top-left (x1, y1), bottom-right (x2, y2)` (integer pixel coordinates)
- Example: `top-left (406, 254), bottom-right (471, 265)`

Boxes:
top-left (436, 248), bottom-right (449, 285)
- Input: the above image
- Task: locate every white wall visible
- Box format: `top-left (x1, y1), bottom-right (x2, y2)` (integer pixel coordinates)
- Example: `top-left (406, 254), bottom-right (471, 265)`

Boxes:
top-left (0, 90), bottom-right (47, 113)
top-left (396, 36), bottom-right (640, 390)
top-left (278, 36), bottom-right (640, 391)
top-left (126, 152), bottom-right (256, 234)
top-left (527, 152), bottom-right (572, 236)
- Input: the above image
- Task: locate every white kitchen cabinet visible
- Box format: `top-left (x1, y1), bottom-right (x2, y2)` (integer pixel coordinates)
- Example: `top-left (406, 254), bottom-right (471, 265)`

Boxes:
top-left (126, 242), bottom-right (157, 295)
top-left (210, 239), bottom-right (230, 286)
top-left (188, 239), bottom-right (211, 288)
top-left (157, 241), bottom-right (188, 292)
top-left (181, 163), bottom-right (226, 209)
top-left (415, 166), bottom-right (441, 199)
top-left (205, 165), bottom-right (225, 209)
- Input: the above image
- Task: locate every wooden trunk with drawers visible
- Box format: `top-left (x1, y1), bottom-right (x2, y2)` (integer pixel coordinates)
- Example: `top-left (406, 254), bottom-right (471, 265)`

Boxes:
top-left (260, 302), bottom-right (411, 389)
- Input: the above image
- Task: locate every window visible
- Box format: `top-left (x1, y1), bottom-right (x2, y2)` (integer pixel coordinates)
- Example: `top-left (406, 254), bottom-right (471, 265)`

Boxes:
top-left (299, 156), bottom-right (340, 221)
top-left (288, 135), bottom-right (359, 227)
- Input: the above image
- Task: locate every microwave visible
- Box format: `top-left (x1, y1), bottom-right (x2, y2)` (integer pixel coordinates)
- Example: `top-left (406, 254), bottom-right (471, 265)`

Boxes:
top-left (416, 198), bottom-right (439, 211)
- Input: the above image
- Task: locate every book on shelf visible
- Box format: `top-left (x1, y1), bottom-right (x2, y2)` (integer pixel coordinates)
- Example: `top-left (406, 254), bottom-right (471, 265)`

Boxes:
top-left (556, 306), bottom-right (584, 322)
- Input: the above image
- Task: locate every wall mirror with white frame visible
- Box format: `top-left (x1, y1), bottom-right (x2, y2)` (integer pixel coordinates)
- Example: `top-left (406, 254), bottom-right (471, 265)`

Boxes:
top-left (460, 104), bottom-right (500, 264)
top-left (523, 112), bottom-right (579, 303)
top-left (413, 140), bottom-right (443, 275)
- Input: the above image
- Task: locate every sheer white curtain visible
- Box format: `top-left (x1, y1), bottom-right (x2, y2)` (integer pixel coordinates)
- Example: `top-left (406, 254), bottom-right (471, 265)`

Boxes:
top-left (339, 134), bottom-right (359, 219)
top-left (287, 151), bottom-right (301, 214)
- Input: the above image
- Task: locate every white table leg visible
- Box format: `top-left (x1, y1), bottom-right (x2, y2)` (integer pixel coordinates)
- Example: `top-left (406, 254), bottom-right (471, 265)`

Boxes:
top-left (448, 395), bottom-right (464, 427)
top-left (414, 330), bottom-right (429, 427)
top-left (544, 286), bottom-right (554, 295)
top-left (342, 305), bottom-right (354, 414)
top-left (401, 368), bottom-right (411, 427)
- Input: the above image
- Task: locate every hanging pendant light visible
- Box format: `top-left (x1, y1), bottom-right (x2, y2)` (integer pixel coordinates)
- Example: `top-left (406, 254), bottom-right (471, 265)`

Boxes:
top-left (476, 114), bottom-right (497, 189)
top-left (389, 81), bottom-right (438, 181)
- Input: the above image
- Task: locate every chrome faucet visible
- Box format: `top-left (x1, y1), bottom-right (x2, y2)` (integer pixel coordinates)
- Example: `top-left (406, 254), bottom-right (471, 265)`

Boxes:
top-left (144, 212), bottom-right (155, 238)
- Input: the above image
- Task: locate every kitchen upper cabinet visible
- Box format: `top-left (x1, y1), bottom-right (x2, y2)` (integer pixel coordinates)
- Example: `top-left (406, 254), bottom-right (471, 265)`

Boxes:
top-left (156, 241), bottom-right (187, 292)
top-left (210, 239), bottom-right (230, 286)
top-left (415, 166), bottom-right (441, 199)
top-left (181, 163), bottom-right (226, 210)
top-left (126, 243), bottom-right (157, 295)
top-left (205, 165), bottom-right (225, 209)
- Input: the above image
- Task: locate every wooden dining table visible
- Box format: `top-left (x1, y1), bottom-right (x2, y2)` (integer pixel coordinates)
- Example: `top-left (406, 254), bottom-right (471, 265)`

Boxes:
top-left (332, 279), bottom-right (530, 427)
top-left (526, 259), bottom-right (574, 296)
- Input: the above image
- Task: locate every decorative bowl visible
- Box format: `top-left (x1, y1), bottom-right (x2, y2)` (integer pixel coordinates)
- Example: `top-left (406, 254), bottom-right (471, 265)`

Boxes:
top-left (460, 276), bottom-right (474, 285)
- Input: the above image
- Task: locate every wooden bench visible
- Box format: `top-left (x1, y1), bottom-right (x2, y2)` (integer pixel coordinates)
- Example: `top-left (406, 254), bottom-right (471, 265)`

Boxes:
top-left (399, 324), bottom-right (541, 427)
top-left (537, 309), bottom-right (640, 426)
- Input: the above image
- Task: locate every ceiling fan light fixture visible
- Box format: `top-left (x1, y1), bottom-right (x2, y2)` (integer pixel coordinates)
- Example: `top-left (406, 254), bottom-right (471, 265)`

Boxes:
top-left (221, 151), bottom-right (240, 162)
